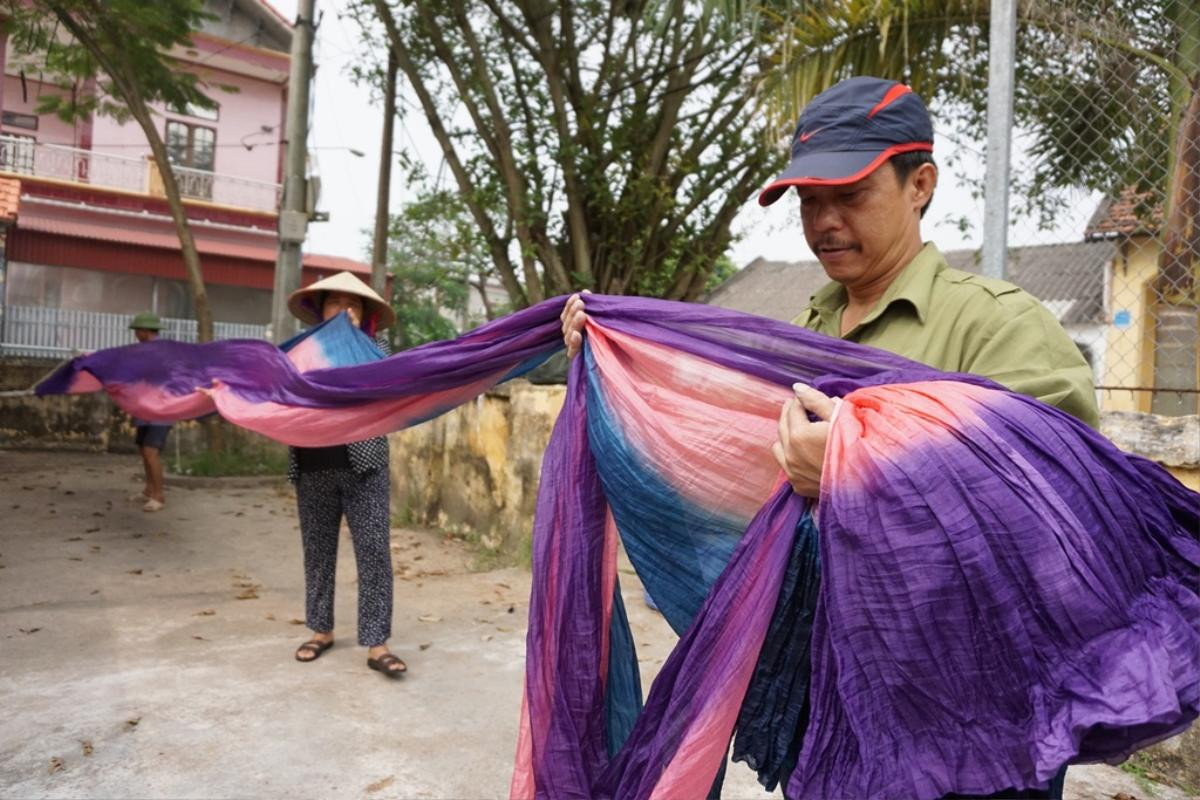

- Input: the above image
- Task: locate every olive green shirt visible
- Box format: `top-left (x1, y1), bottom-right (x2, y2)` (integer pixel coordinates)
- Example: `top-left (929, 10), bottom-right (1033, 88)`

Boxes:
top-left (794, 243), bottom-right (1100, 428)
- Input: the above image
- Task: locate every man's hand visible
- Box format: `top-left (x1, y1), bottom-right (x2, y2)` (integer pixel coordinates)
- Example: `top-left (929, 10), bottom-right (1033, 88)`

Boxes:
top-left (772, 382), bottom-right (838, 497)
top-left (561, 291), bottom-right (590, 359)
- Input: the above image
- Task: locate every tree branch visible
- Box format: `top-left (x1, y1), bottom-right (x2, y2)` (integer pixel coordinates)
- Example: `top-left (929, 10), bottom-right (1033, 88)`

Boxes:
top-left (371, 0), bottom-right (528, 306)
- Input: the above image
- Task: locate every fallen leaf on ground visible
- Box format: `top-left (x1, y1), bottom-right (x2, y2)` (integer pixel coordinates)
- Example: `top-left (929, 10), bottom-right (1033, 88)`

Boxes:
top-left (417, 614), bottom-right (442, 623)
top-left (507, 604), bottom-right (515, 614)
top-left (91, 512), bottom-right (104, 517)
top-left (64, 490), bottom-right (74, 495)
top-left (65, 536), bottom-right (83, 542)
top-left (18, 627), bottom-right (41, 635)
top-left (235, 586), bottom-right (260, 600)
top-left (127, 569), bottom-right (143, 575)
top-left (124, 717), bottom-right (141, 730)
top-left (130, 533), bottom-right (143, 539)
top-left (89, 545), bottom-right (101, 552)
top-left (495, 582), bottom-right (511, 589)
top-left (192, 635), bottom-right (207, 641)
top-left (263, 613), bottom-right (276, 621)
top-left (68, 557), bottom-right (82, 562)
top-left (496, 626), bottom-right (512, 632)
top-left (481, 634), bottom-right (493, 641)
top-left (194, 609), bottom-right (216, 616)
top-left (48, 757), bottom-right (64, 773)
top-left (81, 740), bottom-right (93, 757)
top-left (85, 526), bottom-right (100, 533)
top-left (365, 775), bottom-right (395, 794)
top-left (418, 642), bottom-right (432, 651)
top-left (288, 618), bottom-right (305, 625)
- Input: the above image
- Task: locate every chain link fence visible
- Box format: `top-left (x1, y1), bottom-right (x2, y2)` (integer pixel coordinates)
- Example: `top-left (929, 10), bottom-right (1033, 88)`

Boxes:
top-left (965, 0), bottom-right (1198, 417)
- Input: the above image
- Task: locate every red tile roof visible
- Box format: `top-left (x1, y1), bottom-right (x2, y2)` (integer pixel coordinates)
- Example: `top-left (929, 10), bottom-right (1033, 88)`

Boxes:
top-left (1084, 188), bottom-right (1163, 239)
top-left (0, 177), bottom-right (21, 224)
top-left (15, 197), bottom-right (370, 275)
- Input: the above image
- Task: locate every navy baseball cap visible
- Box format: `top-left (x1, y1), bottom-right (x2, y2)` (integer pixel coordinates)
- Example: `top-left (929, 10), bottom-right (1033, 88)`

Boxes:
top-left (758, 76), bottom-right (934, 206)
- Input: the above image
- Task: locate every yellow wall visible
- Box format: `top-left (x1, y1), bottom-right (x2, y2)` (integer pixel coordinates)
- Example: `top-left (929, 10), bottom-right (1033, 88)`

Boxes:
top-left (1102, 235), bottom-right (1160, 412)
top-left (1169, 466), bottom-right (1200, 492)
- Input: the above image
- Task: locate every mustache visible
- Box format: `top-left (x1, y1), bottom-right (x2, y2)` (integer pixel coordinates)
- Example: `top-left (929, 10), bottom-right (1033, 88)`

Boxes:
top-left (813, 238), bottom-right (859, 251)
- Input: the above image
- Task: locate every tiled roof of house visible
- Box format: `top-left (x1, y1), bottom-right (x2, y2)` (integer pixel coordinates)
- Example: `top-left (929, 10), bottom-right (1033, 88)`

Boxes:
top-left (947, 240), bottom-right (1114, 325)
top-left (1084, 188), bottom-right (1162, 239)
top-left (703, 256), bottom-right (830, 322)
top-left (0, 177), bottom-right (20, 224)
top-left (707, 239), bottom-right (1116, 327)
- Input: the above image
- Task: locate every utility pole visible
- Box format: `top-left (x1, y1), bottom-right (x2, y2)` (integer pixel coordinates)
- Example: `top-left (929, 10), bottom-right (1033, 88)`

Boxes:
top-left (370, 46), bottom-right (398, 295)
top-left (980, 0), bottom-right (1017, 281)
top-left (271, 0), bottom-right (318, 344)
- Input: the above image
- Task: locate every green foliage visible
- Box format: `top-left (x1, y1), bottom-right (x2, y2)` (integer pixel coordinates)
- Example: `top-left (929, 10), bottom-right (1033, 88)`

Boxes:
top-left (703, 254), bottom-right (739, 294)
top-left (2, 0), bottom-right (222, 124)
top-left (357, 0), bottom-right (789, 305)
top-left (384, 186), bottom-right (493, 350)
top-left (171, 445), bottom-right (288, 477)
top-left (703, 0), bottom-right (1196, 230)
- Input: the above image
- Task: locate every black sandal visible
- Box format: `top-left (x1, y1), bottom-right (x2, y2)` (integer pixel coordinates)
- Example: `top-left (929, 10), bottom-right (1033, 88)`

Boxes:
top-left (295, 639), bottom-right (334, 662)
top-left (367, 653), bottom-right (407, 678)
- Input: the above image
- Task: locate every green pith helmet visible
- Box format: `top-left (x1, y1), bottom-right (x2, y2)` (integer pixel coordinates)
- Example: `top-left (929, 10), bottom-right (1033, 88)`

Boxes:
top-left (129, 311), bottom-right (162, 331)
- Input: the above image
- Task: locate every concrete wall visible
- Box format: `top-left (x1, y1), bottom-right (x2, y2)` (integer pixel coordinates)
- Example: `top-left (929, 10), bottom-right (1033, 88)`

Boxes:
top-left (1102, 235), bottom-right (1175, 414)
top-left (0, 358), bottom-right (113, 450)
top-left (387, 381), bottom-right (566, 558)
top-left (0, 357), bottom-right (284, 462)
top-left (1100, 410), bottom-right (1200, 491)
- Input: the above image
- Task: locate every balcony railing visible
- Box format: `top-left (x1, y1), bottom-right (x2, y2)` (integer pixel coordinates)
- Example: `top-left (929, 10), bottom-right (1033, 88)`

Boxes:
top-left (0, 305), bottom-right (268, 359)
top-left (0, 135), bottom-right (281, 214)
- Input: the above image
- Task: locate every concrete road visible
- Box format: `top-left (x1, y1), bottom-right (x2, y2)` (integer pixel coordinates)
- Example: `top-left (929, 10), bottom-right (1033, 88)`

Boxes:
top-left (0, 450), bottom-right (1185, 800)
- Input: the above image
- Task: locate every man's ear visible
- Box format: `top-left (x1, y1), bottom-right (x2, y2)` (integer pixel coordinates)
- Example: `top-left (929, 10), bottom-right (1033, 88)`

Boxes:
top-left (911, 162), bottom-right (938, 212)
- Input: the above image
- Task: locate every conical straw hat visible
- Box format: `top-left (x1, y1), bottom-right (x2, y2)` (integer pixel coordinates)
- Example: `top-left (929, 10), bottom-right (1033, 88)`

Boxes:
top-left (287, 271), bottom-right (395, 329)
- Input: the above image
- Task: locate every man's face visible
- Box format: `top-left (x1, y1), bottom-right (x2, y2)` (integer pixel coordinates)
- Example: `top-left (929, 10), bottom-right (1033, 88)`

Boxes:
top-left (322, 291), bottom-right (364, 326)
top-left (796, 162), bottom-right (931, 289)
top-left (133, 328), bottom-right (157, 343)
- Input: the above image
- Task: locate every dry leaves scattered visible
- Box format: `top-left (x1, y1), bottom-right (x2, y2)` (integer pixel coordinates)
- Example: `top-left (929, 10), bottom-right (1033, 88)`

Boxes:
top-left (365, 775), bottom-right (395, 794)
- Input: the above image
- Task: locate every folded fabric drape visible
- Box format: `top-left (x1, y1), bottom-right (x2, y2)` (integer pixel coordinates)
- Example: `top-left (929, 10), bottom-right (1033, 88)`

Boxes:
top-left (38, 296), bottom-right (1200, 800)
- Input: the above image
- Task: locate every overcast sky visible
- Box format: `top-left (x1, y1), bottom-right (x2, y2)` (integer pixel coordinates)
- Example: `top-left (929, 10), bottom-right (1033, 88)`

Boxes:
top-left (269, 0), bottom-right (1098, 272)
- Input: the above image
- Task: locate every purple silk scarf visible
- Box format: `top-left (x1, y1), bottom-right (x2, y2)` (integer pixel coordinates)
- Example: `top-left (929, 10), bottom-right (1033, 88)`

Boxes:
top-left (37, 296), bottom-right (1200, 800)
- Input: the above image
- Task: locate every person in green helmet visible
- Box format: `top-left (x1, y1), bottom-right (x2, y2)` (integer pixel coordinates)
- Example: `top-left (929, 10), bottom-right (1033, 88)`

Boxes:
top-left (128, 312), bottom-right (172, 512)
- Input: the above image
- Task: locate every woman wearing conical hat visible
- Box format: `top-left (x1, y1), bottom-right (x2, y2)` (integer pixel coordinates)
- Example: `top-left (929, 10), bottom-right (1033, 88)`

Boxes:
top-left (285, 271), bottom-right (407, 678)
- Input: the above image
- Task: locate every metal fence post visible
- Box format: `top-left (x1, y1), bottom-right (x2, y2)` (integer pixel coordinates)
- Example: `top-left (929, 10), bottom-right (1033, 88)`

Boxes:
top-left (981, 0), bottom-right (1018, 281)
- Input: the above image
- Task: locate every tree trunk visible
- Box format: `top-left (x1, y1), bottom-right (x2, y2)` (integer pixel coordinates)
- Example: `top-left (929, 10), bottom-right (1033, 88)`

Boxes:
top-left (128, 103), bottom-right (221, 451)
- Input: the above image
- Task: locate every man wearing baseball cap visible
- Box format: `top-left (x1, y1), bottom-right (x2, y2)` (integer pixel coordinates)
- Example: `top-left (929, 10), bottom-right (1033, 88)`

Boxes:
top-left (757, 76), bottom-right (1094, 490)
top-left (562, 76), bottom-right (1094, 798)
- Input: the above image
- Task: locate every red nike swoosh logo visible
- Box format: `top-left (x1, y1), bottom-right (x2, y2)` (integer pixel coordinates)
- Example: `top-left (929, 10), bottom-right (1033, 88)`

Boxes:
top-left (799, 126), bottom-right (825, 142)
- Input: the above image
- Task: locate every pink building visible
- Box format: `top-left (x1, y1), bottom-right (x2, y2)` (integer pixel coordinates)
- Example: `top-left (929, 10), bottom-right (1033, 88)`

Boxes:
top-left (0, 0), bottom-right (369, 353)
